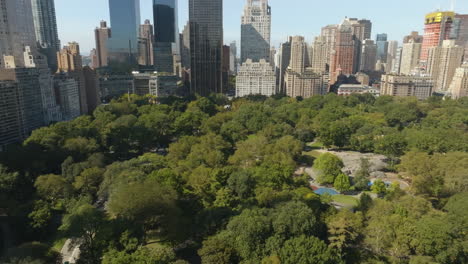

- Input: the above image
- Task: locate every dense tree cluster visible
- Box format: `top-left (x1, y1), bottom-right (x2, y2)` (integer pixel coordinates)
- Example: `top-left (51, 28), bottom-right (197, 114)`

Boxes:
top-left (0, 93), bottom-right (467, 263)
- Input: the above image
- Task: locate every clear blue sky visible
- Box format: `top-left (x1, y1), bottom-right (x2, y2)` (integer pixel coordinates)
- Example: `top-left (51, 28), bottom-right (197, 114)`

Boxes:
top-left (55, 0), bottom-right (468, 55)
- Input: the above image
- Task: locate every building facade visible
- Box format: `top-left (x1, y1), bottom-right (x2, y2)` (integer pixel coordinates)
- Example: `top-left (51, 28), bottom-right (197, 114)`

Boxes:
top-left (376, 33), bottom-right (389, 63)
top-left (241, 0), bottom-right (271, 63)
top-left (449, 63), bottom-right (468, 99)
top-left (381, 74), bottom-right (434, 100)
top-left (337, 84), bottom-right (379, 96)
top-left (360, 39), bottom-right (377, 72)
top-left (278, 39), bottom-right (292, 94)
top-left (400, 40), bottom-right (422, 75)
top-left (421, 11), bottom-right (455, 62)
top-left (236, 59), bottom-right (276, 97)
top-left (54, 74), bottom-right (80, 121)
top-left (189, 0), bottom-right (223, 96)
top-left (99, 75), bottom-right (134, 102)
top-left (427, 40), bottom-right (464, 92)
top-left (153, 0), bottom-right (177, 73)
top-left (138, 20), bottom-right (154, 66)
top-left (94, 21), bottom-right (111, 68)
top-left (311, 36), bottom-right (329, 73)
top-left (107, 0), bottom-right (140, 65)
top-left (330, 20), bottom-right (357, 82)
top-left (31, 0), bottom-right (60, 72)
top-left (0, 81), bottom-right (22, 147)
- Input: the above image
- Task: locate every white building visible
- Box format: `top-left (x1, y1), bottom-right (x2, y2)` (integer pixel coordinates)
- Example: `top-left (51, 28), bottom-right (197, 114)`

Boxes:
top-left (381, 74), bottom-right (434, 100)
top-left (241, 0), bottom-right (271, 63)
top-left (449, 63), bottom-right (468, 99)
top-left (236, 59), bottom-right (276, 97)
top-left (400, 40), bottom-right (422, 75)
top-left (427, 40), bottom-right (464, 92)
top-left (337, 84), bottom-right (380, 96)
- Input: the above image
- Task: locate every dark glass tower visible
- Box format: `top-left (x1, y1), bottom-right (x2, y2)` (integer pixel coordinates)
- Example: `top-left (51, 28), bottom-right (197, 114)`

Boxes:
top-left (376, 33), bottom-right (389, 63)
top-left (31, 0), bottom-right (61, 72)
top-left (107, 0), bottom-right (140, 67)
top-left (189, 0), bottom-right (223, 96)
top-left (153, 0), bottom-right (177, 73)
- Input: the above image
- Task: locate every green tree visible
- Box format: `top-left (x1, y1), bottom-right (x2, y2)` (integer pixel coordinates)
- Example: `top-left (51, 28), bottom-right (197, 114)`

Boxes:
top-left (73, 167), bottom-right (104, 197)
top-left (198, 235), bottom-right (238, 264)
top-left (34, 174), bottom-right (72, 205)
top-left (313, 153), bottom-right (344, 184)
top-left (334, 173), bottom-right (351, 193)
top-left (354, 158), bottom-right (371, 190)
top-left (371, 180), bottom-right (387, 196)
top-left (278, 235), bottom-right (342, 264)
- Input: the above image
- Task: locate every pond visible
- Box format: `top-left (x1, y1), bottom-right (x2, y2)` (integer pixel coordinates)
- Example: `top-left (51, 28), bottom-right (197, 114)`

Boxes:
top-left (314, 188), bottom-right (339, 196)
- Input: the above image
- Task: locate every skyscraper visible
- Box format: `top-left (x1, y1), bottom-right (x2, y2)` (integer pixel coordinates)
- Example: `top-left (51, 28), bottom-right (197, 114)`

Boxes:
top-left (31, 0), bottom-right (60, 72)
top-left (229, 41), bottom-right (237, 74)
top-left (386, 40), bottom-right (399, 73)
top-left (94, 20), bottom-right (111, 68)
top-left (360, 39), bottom-right (377, 72)
top-left (358, 19), bottom-right (372, 40)
top-left (180, 22), bottom-right (191, 69)
top-left (421, 11), bottom-right (455, 62)
top-left (241, 0), bottom-right (271, 63)
top-left (403, 31), bottom-right (423, 44)
top-left (330, 20), bottom-right (357, 82)
top-left (311, 36), bottom-right (329, 73)
top-left (285, 36), bottom-right (328, 98)
top-left (376, 33), bottom-right (389, 63)
top-left (138, 19), bottom-right (154, 66)
top-left (189, 0), bottom-right (223, 96)
top-left (0, 0), bottom-right (37, 68)
top-left (451, 14), bottom-right (468, 58)
top-left (236, 59), bottom-right (275, 97)
top-left (449, 63), bottom-right (468, 98)
top-left (107, 0), bottom-right (140, 66)
top-left (153, 0), bottom-right (177, 73)
top-left (400, 39), bottom-right (422, 75)
top-left (278, 39), bottom-right (292, 94)
top-left (427, 40), bottom-right (464, 92)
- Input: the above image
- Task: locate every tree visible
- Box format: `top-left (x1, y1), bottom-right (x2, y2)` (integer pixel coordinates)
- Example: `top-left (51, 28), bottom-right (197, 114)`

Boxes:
top-left (313, 153), bottom-right (344, 184)
top-left (327, 210), bottom-right (364, 260)
top-left (354, 158), bottom-right (371, 190)
top-left (278, 236), bottom-right (342, 264)
top-left (374, 133), bottom-right (408, 158)
top-left (334, 173), bottom-right (351, 193)
top-left (198, 235), bottom-right (238, 264)
top-left (227, 170), bottom-right (255, 199)
top-left (107, 180), bottom-right (180, 241)
top-left (371, 180), bottom-right (387, 196)
top-left (59, 203), bottom-right (108, 264)
top-left (73, 167), bottom-right (104, 197)
top-left (34, 174), bottom-right (72, 205)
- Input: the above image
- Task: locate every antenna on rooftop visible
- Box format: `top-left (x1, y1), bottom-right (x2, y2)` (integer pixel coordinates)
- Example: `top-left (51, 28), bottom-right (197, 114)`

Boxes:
top-left (450, 0), bottom-right (456, 11)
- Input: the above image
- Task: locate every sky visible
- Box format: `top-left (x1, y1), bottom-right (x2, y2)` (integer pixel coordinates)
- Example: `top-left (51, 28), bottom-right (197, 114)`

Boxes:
top-left (55, 0), bottom-right (468, 55)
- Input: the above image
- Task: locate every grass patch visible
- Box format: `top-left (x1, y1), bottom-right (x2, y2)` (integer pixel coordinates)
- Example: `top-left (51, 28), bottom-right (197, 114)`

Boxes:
top-left (51, 237), bottom-right (66, 252)
top-left (307, 141), bottom-right (325, 149)
top-left (302, 150), bottom-right (322, 159)
top-left (332, 195), bottom-right (359, 207)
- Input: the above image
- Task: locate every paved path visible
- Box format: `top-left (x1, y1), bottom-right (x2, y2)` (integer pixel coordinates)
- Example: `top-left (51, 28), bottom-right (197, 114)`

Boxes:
top-left (60, 239), bottom-right (80, 264)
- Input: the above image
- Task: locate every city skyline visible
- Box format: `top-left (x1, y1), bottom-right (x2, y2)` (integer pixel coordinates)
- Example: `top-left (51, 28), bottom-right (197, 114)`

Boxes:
top-left (55, 0), bottom-right (468, 54)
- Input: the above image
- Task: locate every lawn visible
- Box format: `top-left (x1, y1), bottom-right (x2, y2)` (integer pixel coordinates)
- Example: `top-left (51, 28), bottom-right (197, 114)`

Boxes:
top-left (332, 195), bottom-right (359, 207)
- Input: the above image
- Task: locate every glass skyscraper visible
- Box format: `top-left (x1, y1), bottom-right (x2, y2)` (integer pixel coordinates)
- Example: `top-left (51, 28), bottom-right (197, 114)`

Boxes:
top-left (189, 0), bottom-right (223, 96)
top-left (376, 33), bottom-right (389, 63)
top-left (31, 0), bottom-right (61, 72)
top-left (107, 0), bottom-right (140, 66)
top-left (153, 0), bottom-right (177, 73)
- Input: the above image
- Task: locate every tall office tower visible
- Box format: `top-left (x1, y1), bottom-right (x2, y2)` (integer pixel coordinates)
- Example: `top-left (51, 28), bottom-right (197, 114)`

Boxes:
top-left (427, 40), bottom-right (464, 92)
top-left (381, 74), bottom-right (434, 100)
top-left (154, 0), bottom-right (177, 73)
top-left (400, 39), bottom-right (423, 75)
top-left (222, 45), bottom-right (230, 91)
top-left (57, 42), bottom-right (88, 114)
top-left (376, 33), bottom-right (389, 63)
top-left (321, 24), bottom-right (338, 68)
top-left (386, 41), bottom-right (399, 73)
top-left (241, 0), bottom-right (271, 63)
top-left (278, 38), bottom-right (292, 94)
top-left (285, 36), bottom-right (327, 98)
top-left (107, 0), bottom-right (140, 66)
top-left (138, 19), bottom-right (154, 66)
top-left (449, 63), bottom-right (468, 98)
top-left (270, 47), bottom-right (277, 68)
top-left (229, 41), bottom-right (237, 74)
top-left (23, 46), bottom-right (61, 123)
top-left (311, 36), bottom-right (329, 73)
top-left (54, 74), bottom-right (80, 121)
top-left (345, 18), bottom-right (369, 72)
top-left (391, 47), bottom-right (403, 74)
top-left (403, 31), bottom-right (424, 44)
top-left (451, 14), bottom-right (468, 58)
top-left (83, 67), bottom-right (100, 113)
top-left (421, 11), bottom-right (454, 62)
top-left (330, 20), bottom-right (357, 83)
top-left (31, 0), bottom-right (60, 72)
top-left (0, 68), bottom-right (45, 137)
top-left (94, 20), bottom-right (111, 68)
top-left (289, 36), bottom-right (307, 73)
top-left (0, 0), bottom-right (37, 68)
top-left (180, 22), bottom-right (190, 69)
top-left (358, 19), bottom-right (372, 40)
top-left (189, 0), bottom-right (223, 96)
top-left (236, 59), bottom-right (275, 97)
top-left (0, 81), bottom-right (22, 147)
top-left (360, 39), bottom-right (377, 72)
